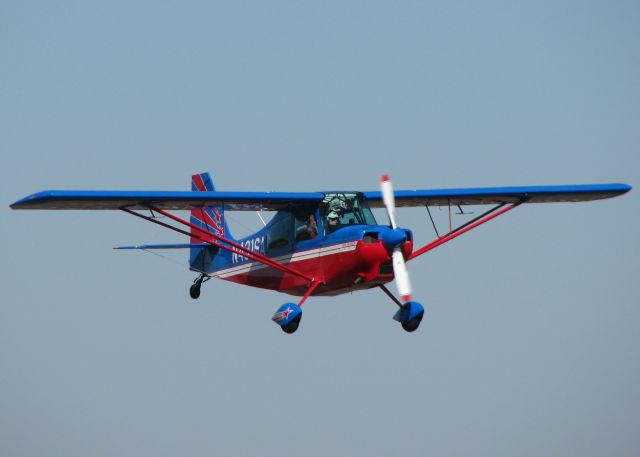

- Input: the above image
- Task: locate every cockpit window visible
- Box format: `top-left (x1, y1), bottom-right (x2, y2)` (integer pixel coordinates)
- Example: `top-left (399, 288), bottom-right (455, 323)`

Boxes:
top-left (293, 208), bottom-right (318, 242)
top-left (320, 193), bottom-right (377, 233)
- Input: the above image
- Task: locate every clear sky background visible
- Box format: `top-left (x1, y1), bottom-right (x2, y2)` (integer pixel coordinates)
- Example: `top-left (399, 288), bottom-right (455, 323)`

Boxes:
top-left (2, 1), bottom-right (639, 456)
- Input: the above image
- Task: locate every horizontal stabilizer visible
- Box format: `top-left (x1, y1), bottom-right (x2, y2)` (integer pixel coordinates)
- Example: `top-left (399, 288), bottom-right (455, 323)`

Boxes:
top-left (114, 243), bottom-right (210, 250)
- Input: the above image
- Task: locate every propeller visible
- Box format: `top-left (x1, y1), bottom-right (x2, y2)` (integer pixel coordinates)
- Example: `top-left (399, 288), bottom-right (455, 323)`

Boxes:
top-left (380, 174), bottom-right (412, 302)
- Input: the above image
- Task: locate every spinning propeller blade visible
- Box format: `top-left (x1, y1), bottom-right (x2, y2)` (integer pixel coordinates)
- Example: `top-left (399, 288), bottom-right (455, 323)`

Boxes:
top-left (381, 174), bottom-right (398, 229)
top-left (380, 174), bottom-right (412, 302)
top-left (392, 249), bottom-right (412, 302)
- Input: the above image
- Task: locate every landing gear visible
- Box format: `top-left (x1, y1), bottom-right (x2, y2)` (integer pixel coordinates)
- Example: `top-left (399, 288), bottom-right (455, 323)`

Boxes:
top-left (272, 303), bottom-right (303, 334)
top-left (271, 281), bottom-right (320, 334)
top-left (189, 274), bottom-right (209, 299)
top-left (380, 285), bottom-right (425, 332)
top-left (189, 283), bottom-right (201, 299)
top-left (394, 301), bottom-right (425, 332)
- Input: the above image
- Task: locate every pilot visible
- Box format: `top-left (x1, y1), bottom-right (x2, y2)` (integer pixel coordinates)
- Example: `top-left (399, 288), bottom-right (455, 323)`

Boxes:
top-left (302, 214), bottom-right (318, 240)
top-left (306, 214), bottom-right (318, 238)
top-left (326, 211), bottom-right (340, 233)
top-left (295, 213), bottom-right (318, 241)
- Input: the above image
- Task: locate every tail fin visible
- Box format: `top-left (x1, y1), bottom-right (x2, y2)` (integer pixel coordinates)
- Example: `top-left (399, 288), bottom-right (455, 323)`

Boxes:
top-left (189, 172), bottom-right (232, 272)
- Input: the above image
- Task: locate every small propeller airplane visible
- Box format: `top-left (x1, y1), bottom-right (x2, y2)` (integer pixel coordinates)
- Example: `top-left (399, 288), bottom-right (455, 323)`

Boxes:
top-left (10, 173), bottom-right (631, 333)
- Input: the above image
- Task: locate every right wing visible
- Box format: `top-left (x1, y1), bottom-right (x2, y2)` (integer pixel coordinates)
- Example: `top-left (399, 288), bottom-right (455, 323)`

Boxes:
top-left (10, 190), bottom-right (325, 211)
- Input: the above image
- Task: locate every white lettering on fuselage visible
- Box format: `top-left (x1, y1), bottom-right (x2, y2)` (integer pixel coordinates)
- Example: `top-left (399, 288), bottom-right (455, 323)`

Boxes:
top-left (232, 236), bottom-right (265, 263)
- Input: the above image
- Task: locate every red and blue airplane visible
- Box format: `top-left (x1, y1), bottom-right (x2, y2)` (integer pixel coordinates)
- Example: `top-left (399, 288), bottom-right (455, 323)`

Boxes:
top-left (10, 173), bottom-right (631, 333)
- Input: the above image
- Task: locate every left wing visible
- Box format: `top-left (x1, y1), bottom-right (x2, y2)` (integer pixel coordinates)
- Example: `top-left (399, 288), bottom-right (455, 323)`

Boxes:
top-left (10, 190), bottom-right (325, 211)
top-left (363, 183), bottom-right (631, 207)
top-left (362, 182), bottom-right (631, 261)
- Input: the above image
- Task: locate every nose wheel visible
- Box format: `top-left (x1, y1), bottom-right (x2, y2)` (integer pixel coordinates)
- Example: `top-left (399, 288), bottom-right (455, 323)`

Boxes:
top-left (395, 301), bottom-right (425, 332)
top-left (189, 274), bottom-right (210, 299)
top-left (380, 284), bottom-right (425, 332)
top-left (400, 313), bottom-right (423, 332)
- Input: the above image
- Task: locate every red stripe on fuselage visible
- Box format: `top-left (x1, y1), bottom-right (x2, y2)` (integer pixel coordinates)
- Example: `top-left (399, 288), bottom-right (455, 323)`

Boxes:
top-left (214, 240), bottom-right (395, 297)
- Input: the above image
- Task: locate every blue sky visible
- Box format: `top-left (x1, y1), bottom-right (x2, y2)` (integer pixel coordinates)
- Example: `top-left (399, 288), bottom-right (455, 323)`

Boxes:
top-left (2, 1), bottom-right (639, 456)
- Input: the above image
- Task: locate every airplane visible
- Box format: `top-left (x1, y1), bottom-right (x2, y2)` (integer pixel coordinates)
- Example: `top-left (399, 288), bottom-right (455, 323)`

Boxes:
top-left (10, 173), bottom-right (631, 334)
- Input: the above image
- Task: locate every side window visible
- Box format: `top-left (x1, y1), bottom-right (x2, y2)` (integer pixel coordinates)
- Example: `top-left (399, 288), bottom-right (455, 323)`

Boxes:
top-left (360, 204), bottom-right (377, 226)
top-left (294, 209), bottom-right (318, 242)
top-left (267, 213), bottom-right (293, 250)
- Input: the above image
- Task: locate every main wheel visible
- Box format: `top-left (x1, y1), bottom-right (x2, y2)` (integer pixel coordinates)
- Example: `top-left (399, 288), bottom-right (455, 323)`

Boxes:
top-left (189, 283), bottom-right (201, 299)
top-left (280, 314), bottom-right (302, 334)
top-left (281, 320), bottom-right (300, 334)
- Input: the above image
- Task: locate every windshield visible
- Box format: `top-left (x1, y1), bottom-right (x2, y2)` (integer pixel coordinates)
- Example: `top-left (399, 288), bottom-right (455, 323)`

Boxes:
top-left (320, 193), bottom-right (377, 233)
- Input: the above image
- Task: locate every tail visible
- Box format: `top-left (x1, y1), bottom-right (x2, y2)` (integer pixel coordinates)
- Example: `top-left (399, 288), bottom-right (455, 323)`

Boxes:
top-left (189, 172), bottom-right (233, 273)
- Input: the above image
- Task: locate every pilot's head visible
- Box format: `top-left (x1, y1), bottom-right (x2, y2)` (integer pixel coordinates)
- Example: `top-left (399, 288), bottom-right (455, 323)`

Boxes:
top-left (327, 211), bottom-right (339, 226)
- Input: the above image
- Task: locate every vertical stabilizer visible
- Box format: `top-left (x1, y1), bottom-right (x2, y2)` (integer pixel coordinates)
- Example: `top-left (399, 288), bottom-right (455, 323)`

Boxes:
top-left (189, 172), bottom-right (232, 272)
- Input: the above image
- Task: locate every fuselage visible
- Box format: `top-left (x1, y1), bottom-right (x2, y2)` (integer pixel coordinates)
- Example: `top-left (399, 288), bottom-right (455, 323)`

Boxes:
top-left (195, 192), bottom-right (413, 296)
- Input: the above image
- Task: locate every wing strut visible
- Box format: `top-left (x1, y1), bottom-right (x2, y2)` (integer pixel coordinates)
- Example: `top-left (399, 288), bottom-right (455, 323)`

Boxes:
top-left (425, 205), bottom-right (441, 238)
top-left (409, 200), bottom-right (524, 260)
top-left (121, 206), bottom-right (315, 283)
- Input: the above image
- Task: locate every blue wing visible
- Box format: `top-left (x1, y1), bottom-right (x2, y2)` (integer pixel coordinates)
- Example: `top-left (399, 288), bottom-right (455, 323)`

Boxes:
top-left (10, 183), bottom-right (631, 211)
top-left (10, 190), bottom-right (325, 211)
top-left (363, 183), bottom-right (631, 207)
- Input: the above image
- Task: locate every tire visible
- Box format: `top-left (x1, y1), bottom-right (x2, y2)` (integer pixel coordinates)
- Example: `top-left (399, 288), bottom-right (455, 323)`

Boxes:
top-left (189, 284), bottom-right (201, 299)
top-left (281, 315), bottom-right (302, 334)
top-left (401, 317), bottom-right (421, 332)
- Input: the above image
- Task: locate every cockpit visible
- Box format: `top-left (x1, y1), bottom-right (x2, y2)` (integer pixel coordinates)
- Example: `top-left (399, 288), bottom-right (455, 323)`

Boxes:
top-left (320, 193), bottom-right (377, 234)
